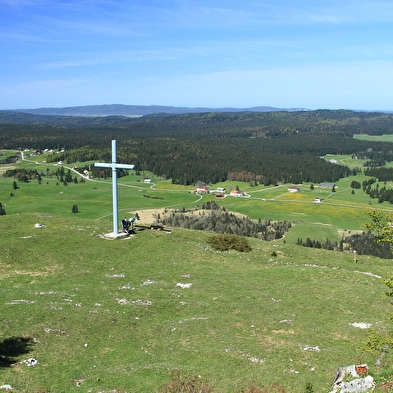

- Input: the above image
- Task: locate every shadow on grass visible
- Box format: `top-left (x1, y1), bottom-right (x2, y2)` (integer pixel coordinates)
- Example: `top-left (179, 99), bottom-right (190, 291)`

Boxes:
top-left (0, 336), bottom-right (35, 367)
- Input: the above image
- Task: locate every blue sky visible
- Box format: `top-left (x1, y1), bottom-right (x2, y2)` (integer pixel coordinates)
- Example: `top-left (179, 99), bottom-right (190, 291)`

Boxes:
top-left (1, 0), bottom-right (393, 110)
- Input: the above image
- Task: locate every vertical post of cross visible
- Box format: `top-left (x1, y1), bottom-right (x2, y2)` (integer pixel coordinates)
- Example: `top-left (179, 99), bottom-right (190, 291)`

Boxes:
top-left (94, 140), bottom-right (135, 236)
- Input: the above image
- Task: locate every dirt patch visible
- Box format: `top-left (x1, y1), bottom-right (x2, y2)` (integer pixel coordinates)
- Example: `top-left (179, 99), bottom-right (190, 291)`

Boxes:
top-left (123, 209), bottom-right (164, 226)
top-left (0, 266), bottom-right (60, 280)
top-left (0, 165), bottom-right (16, 174)
top-left (272, 329), bottom-right (295, 334)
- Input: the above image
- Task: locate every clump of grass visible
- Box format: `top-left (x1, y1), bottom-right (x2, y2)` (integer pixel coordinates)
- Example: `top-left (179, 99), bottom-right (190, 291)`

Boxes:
top-left (207, 233), bottom-right (252, 252)
top-left (159, 371), bottom-right (214, 393)
top-left (236, 384), bottom-right (286, 393)
top-left (304, 382), bottom-right (314, 393)
top-left (159, 373), bottom-right (287, 393)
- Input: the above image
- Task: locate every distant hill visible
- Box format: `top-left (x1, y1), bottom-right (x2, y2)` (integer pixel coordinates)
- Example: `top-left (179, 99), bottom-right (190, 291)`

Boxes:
top-left (12, 104), bottom-right (308, 117)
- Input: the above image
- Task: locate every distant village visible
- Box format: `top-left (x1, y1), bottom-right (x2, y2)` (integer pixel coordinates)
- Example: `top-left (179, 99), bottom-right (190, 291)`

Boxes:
top-left (193, 185), bottom-right (249, 198)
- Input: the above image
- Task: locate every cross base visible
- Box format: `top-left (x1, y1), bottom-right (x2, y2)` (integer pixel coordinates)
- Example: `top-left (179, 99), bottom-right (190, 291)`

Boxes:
top-left (101, 231), bottom-right (131, 239)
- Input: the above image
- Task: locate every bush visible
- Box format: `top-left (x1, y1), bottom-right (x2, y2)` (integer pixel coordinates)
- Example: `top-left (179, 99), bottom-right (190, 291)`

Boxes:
top-left (71, 204), bottom-right (79, 213)
top-left (207, 233), bottom-right (252, 252)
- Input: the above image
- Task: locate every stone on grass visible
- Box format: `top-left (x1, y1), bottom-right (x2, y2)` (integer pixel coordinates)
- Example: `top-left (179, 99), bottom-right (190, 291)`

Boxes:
top-left (338, 375), bottom-right (375, 393)
top-left (176, 283), bottom-right (192, 289)
top-left (331, 364), bottom-right (374, 393)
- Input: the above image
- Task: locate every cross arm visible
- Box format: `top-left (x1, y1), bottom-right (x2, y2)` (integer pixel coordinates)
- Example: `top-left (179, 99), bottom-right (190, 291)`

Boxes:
top-left (94, 163), bottom-right (135, 169)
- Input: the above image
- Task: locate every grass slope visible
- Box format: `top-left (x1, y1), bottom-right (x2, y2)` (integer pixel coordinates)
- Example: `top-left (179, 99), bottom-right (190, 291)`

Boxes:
top-left (1, 213), bottom-right (392, 392)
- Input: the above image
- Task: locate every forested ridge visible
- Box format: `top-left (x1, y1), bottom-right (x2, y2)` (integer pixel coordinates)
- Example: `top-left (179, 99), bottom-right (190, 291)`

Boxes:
top-left (2, 109), bottom-right (393, 185)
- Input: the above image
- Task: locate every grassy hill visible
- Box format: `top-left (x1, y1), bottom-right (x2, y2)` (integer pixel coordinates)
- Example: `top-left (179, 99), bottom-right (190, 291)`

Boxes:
top-left (1, 150), bottom-right (393, 392)
top-left (1, 213), bottom-right (392, 392)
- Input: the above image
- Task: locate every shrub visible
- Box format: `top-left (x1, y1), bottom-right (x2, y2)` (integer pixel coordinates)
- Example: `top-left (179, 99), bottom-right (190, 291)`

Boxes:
top-left (207, 233), bottom-right (252, 252)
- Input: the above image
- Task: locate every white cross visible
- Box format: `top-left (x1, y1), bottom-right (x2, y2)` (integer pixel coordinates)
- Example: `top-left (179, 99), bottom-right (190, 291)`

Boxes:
top-left (95, 140), bottom-right (135, 235)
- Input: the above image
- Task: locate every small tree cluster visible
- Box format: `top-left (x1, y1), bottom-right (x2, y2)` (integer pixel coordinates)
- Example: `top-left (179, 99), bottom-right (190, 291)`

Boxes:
top-left (342, 230), bottom-right (393, 259)
top-left (207, 233), bottom-right (252, 252)
top-left (3, 168), bottom-right (37, 182)
top-left (161, 205), bottom-right (291, 241)
top-left (297, 231), bottom-right (393, 258)
top-left (350, 180), bottom-right (361, 189)
top-left (296, 237), bottom-right (338, 250)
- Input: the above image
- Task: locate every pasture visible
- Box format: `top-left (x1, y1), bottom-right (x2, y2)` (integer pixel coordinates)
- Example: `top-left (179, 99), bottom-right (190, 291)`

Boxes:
top-left (2, 150), bottom-right (391, 243)
top-left (353, 134), bottom-right (393, 143)
top-left (1, 213), bottom-right (392, 392)
top-left (1, 150), bottom-right (393, 392)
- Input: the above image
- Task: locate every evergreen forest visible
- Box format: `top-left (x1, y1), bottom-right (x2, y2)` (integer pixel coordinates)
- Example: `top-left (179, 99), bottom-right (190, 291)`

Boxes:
top-left (2, 109), bottom-right (393, 185)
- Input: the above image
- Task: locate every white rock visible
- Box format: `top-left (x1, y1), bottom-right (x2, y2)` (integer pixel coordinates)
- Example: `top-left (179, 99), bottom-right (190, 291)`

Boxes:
top-left (22, 358), bottom-right (38, 366)
top-left (303, 345), bottom-right (320, 352)
top-left (350, 322), bottom-right (372, 329)
top-left (176, 283), bottom-right (192, 289)
top-left (338, 375), bottom-right (375, 393)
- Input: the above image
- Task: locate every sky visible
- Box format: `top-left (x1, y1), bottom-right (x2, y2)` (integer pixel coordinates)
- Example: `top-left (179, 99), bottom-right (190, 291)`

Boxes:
top-left (1, 0), bottom-right (393, 111)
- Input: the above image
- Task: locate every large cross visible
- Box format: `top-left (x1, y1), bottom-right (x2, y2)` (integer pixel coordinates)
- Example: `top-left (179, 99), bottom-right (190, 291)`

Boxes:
top-left (95, 140), bottom-right (135, 235)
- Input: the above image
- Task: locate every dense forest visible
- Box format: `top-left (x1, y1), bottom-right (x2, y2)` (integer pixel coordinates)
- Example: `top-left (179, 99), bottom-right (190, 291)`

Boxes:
top-left (2, 109), bottom-right (393, 185)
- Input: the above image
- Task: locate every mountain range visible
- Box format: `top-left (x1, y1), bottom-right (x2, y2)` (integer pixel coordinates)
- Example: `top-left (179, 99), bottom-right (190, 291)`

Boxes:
top-left (13, 104), bottom-right (308, 117)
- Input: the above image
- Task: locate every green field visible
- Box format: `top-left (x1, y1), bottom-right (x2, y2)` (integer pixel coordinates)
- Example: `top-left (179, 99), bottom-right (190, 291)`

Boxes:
top-left (354, 134), bottom-right (393, 143)
top-left (1, 151), bottom-right (393, 392)
top-left (3, 151), bottom-right (392, 237)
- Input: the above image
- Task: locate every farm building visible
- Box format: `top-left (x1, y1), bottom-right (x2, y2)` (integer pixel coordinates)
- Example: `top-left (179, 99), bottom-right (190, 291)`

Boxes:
top-left (230, 189), bottom-right (248, 197)
top-left (195, 186), bottom-right (210, 194)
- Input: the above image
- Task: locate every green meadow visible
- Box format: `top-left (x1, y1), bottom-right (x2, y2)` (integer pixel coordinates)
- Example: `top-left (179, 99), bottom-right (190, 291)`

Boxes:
top-left (354, 134), bottom-right (393, 143)
top-left (1, 151), bottom-right (393, 392)
top-left (2, 150), bottom-right (393, 256)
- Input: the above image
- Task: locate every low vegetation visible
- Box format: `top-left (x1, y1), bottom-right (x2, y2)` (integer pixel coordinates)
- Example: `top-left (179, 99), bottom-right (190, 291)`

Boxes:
top-left (207, 233), bottom-right (252, 252)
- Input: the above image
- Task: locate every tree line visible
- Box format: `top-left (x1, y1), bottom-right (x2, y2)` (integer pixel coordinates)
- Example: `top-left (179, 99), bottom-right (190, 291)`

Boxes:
top-left (297, 231), bottom-right (393, 259)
